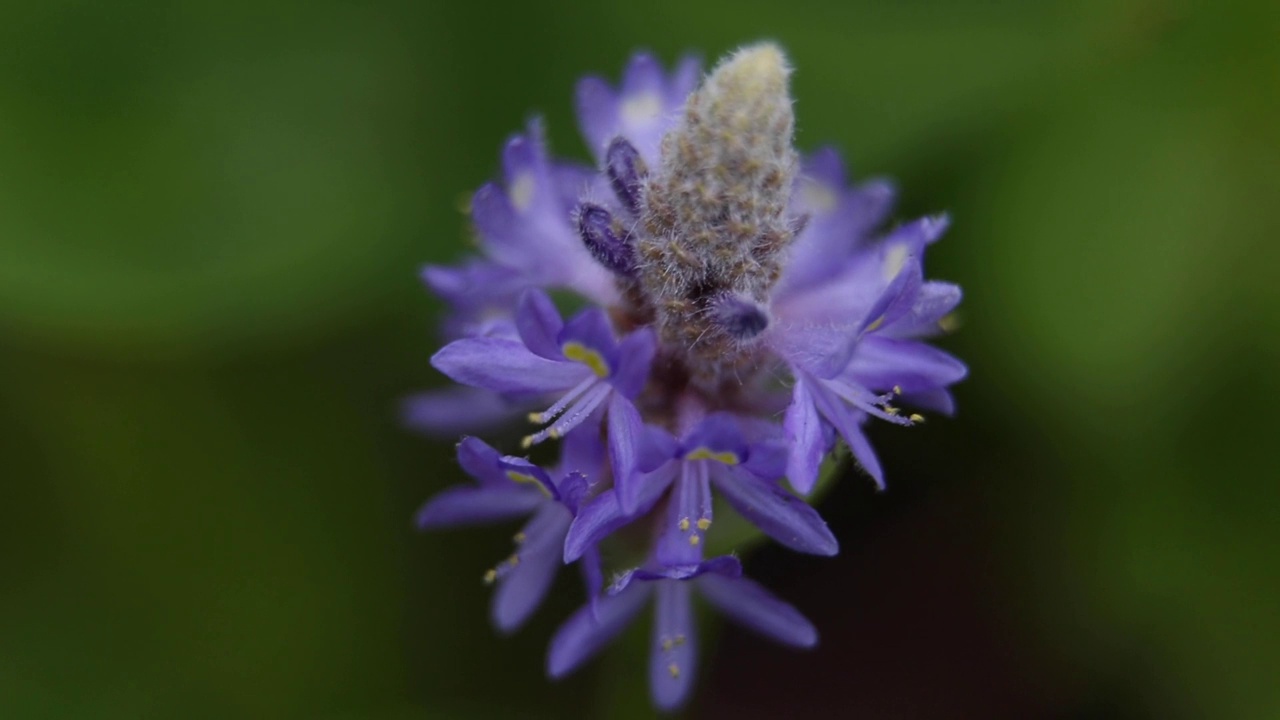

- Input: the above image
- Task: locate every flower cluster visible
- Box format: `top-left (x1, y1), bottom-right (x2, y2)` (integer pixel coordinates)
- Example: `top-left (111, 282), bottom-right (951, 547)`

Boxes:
top-left (410, 43), bottom-right (966, 711)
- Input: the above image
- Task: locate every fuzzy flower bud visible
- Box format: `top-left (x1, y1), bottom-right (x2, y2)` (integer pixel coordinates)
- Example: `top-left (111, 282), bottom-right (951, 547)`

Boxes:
top-left (637, 43), bottom-right (800, 383)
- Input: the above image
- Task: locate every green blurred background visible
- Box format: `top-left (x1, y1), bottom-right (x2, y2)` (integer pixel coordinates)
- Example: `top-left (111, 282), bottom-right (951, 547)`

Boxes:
top-left (2, 0), bottom-right (1277, 717)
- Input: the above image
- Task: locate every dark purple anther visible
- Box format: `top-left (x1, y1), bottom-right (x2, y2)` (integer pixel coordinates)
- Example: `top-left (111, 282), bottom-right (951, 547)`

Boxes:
top-left (576, 202), bottom-right (636, 277)
top-left (713, 294), bottom-right (770, 340)
top-left (605, 136), bottom-right (647, 216)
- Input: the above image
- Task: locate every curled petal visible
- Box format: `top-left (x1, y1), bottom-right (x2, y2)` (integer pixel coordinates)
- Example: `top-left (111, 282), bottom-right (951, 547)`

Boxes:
top-left (515, 289), bottom-right (565, 360)
top-left (432, 337), bottom-right (587, 397)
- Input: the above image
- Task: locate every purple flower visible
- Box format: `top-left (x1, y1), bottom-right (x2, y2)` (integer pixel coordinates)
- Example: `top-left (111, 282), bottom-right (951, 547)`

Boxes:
top-left (547, 555), bottom-right (816, 711)
top-left (410, 43), bottom-right (966, 711)
top-left (563, 413), bottom-right (838, 563)
top-left (431, 288), bottom-right (655, 470)
top-left (417, 431), bottom-right (605, 632)
top-left (769, 213), bottom-right (968, 492)
top-left (576, 52), bottom-right (702, 165)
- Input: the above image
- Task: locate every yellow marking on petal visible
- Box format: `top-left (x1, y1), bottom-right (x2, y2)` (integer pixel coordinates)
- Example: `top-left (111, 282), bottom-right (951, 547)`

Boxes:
top-left (689, 534), bottom-right (701, 546)
top-left (799, 179), bottom-right (838, 214)
top-left (883, 242), bottom-right (909, 281)
top-left (865, 315), bottom-right (886, 333)
top-left (678, 518), bottom-right (690, 532)
top-left (909, 414), bottom-right (925, 423)
top-left (668, 663), bottom-right (680, 679)
top-left (696, 518), bottom-right (711, 531)
top-left (560, 341), bottom-right (610, 378)
top-left (483, 569), bottom-right (497, 585)
top-left (621, 92), bottom-right (663, 126)
top-left (684, 447), bottom-right (740, 465)
top-left (506, 470), bottom-right (552, 497)
top-left (508, 172), bottom-right (536, 213)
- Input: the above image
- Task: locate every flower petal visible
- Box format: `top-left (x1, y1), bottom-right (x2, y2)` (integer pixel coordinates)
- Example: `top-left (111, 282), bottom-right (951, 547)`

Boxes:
top-left (784, 378), bottom-right (827, 494)
top-left (696, 573), bottom-right (817, 648)
top-left (610, 328), bottom-right (656, 398)
top-left (564, 463), bottom-right (676, 562)
top-left (811, 384), bottom-right (885, 489)
top-left (515, 289), bottom-right (565, 360)
top-left (432, 337), bottom-right (586, 396)
top-left (547, 582), bottom-right (651, 679)
top-left (456, 436), bottom-right (507, 486)
top-left (883, 281), bottom-right (962, 338)
top-left (574, 76), bottom-right (618, 160)
top-left (415, 486), bottom-right (540, 529)
top-left (654, 462), bottom-right (712, 566)
top-left (608, 393), bottom-right (646, 513)
top-left (710, 465), bottom-right (838, 556)
top-left (845, 336), bottom-right (968, 394)
top-left (650, 581), bottom-right (697, 711)
top-left (402, 387), bottom-right (519, 438)
top-left (492, 506), bottom-right (571, 633)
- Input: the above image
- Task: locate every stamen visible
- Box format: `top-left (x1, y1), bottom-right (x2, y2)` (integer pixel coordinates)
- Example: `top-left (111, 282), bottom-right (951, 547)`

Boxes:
top-left (909, 413), bottom-right (925, 424)
top-left (668, 663), bottom-right (680, 679)
top-left (678, 518), bottom-right (690, 532)
top-left (688, 534), bottom-right (700, 546)
top-left (695, 518), bottom-right (711, 531)
top-left (522, 382), bottom-right (612, 447)
top-left (513, 532), bottom-right (527, 544)
top-left (528, 375), bottom-right (598, 425)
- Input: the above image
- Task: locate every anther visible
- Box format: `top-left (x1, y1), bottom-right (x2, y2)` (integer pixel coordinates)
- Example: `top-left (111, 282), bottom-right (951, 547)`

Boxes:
top-left (605, 136), bottom-right (647, 216)
top-left (576, 202), bottom-right (636, 276)
top-left (893, 385), bottom-right (903, 395)
top-left (483, 569), bottom-right (497, 585)
top-left (909, 414), bottom-right (925, 424)
top-left (678, 517), bottom-right (691, 532)
top-left (513, 532), bottom-right (527, 544)
top-left (689, 534), bottom-right (701, 546)
top-left (696, 518), bottom-right (711, 531)
top-left (668, 663), bottom-right (680, 679)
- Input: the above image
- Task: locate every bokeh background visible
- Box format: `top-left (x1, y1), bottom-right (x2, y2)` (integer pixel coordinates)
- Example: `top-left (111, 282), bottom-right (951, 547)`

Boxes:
top-left (2, 0), bottom-right (1277, 717)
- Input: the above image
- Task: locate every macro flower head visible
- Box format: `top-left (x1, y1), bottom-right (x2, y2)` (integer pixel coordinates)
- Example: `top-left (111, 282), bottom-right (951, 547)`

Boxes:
top-left (412, 42), bottom-right (966, 711)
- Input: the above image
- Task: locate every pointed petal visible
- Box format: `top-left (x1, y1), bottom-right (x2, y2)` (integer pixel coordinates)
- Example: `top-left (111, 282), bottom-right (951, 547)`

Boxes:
top-left (575, 76), bottom-right (618, 160)
top-left (784, 378), bottom-right (827, 494)
top-left (432, 337), bottom-right (586, 396)
top-left (608, 393), bottom-right (645, 513)
top-left (492, 506), bottom-right (571, 633)
top-left (610, 328), bottom-right (656, 398)
top-left (515, 289), bottom-right (565, 360)
top-left (845, 336), bottom-right (968, 394)
top-left (710, 466), bottom-right (838, 556)
top-left (415, 486), bottom-right (540, 529)
top-left (547, 583), bottom-right (651, 678)
top-left (901, 388), bottom-right (957, 416)
top-left (812, 384), bottom-right (885, 489)
top-left (402, 387), bottom-right (519, 438)
top-left (564, 464), bottom-right (675, 562)
top-left (650, 581), bottom-right (697, 711)
top-left (858, 256), bottom-right (923, 336)
top-left (696, 573), bottom-right (817, 648)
